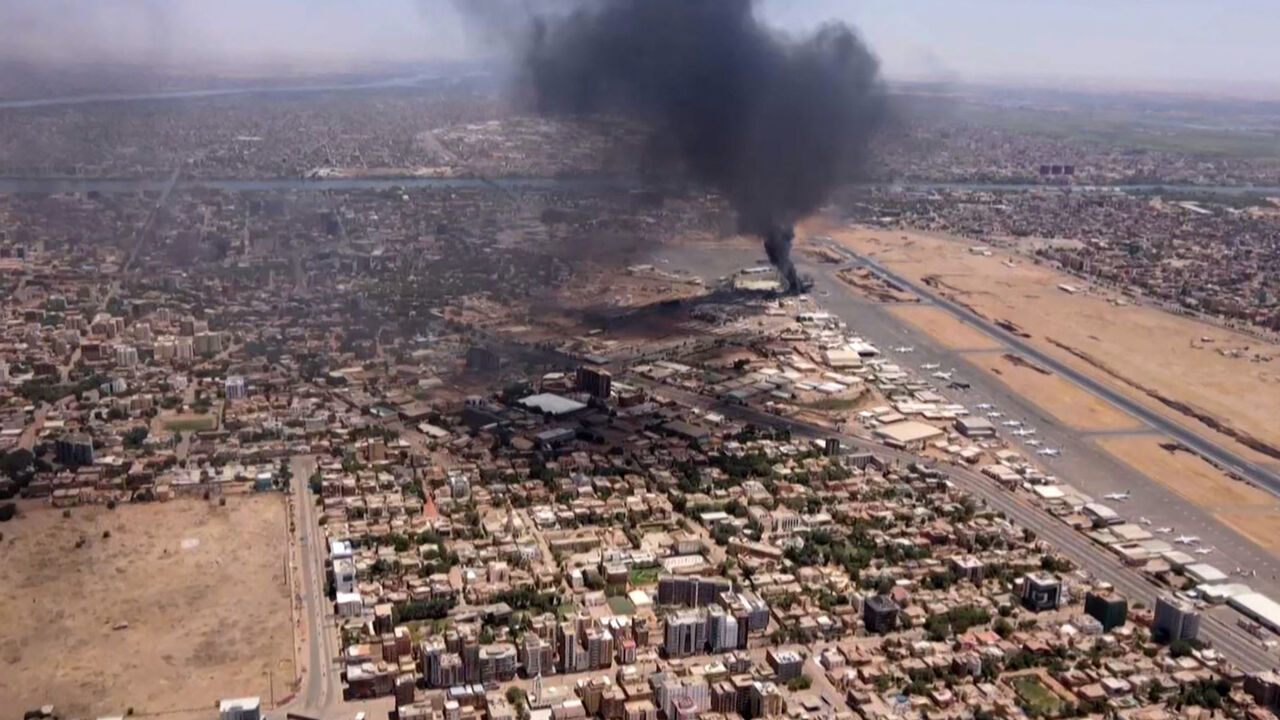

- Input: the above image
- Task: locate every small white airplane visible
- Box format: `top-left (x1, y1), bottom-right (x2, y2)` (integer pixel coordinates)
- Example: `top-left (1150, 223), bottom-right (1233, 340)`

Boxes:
top-left (1155, 527), bottom-right (1173, 534)
top-left (931, 370), bottom-right (953, 380)
top-left (1138, 517), bottom-right (1152, 525)
top-left (1175, 535), bottom-right (1201, 545)
top-left (894, 346), bottom-right (915, 353)
top-left (986, 411), bottom-right (1004, 418)
top-left (1001, 419), bottom-right (1023, 427)
top-left (974, 403), bottom-right (994, 410)
top-left (1104, 491), bottom-right (1131, 501)
top-left (1037, 448), bottom-right (1062, 457)
top-left (1195, 547), bottom-right (1215, 555)
top-left (1012, 428), bottom-right (1036, 437)
top-left (1025, 439), bottom-right (1042, 447)
top-left (921, 362), bottom-right (940, 370)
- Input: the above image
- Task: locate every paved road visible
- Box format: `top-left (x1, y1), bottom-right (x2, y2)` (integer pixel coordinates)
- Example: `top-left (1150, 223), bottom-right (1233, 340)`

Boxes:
top-left (291, 455), bottom-right (342, 712)
top-left (821, 241), bottom-right (1280, 492)
top-left (122, 165), bottom-right (182, 274)
top-left (630, 377), bottom-right (1277, 671)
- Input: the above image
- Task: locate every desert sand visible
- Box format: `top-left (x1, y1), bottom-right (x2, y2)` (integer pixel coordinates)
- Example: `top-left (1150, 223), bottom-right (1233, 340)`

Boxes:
top-left (967, 351), bottom-right (1143, 432)
top-left (0, 497), bottom-right (294, 717)
top-left (888, 304), bottom-right (1002, 351)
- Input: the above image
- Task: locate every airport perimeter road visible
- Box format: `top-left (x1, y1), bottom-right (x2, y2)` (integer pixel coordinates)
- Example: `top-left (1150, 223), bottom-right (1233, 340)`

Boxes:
top-left (630, 378), bottom-right (1277, 671)
top-left (818, 240), bottom-right (1280, 493)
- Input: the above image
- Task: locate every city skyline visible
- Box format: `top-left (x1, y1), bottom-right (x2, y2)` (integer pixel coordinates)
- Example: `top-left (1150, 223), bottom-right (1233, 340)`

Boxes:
top-left (2, 0), bottom-right (1278, 98)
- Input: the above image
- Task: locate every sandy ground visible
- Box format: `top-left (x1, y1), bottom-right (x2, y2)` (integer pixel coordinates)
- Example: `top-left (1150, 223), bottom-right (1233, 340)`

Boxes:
top-left (0, 496), bottom-right (294, 717)
top-left (814, 221), bottom-right (1280, 469)
top-left (966, 351), bottom-right (1143, 432)
top-left (888, 305), bottom-right (1002, 351)
top-left (1213, 509), bottom-right (1280, 554)
top-left (1096, 436), bottom-right (1274, 510)
top-left (1096, 435), bottom-right (1280, 552)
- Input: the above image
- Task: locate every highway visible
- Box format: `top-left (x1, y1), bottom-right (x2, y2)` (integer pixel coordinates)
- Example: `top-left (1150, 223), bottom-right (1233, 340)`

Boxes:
top-left (819, 240), bottom-right (1280, 493)
top-left (628, 377), bottom-right (1277, 672)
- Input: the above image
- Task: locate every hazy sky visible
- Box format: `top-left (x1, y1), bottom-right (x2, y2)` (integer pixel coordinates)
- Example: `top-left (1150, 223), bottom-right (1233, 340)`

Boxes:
top-left (2, 0), bottom-right (1276, 93)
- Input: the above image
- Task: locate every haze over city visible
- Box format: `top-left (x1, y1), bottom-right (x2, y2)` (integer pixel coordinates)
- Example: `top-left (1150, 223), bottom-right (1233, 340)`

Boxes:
top-left (7, 3), bottom-right (1280, 720)
top-left (3, 0), bottom-right (1279, 96)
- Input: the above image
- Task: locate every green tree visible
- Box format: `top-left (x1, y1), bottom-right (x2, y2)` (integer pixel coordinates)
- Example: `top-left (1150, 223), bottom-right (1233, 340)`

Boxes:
top-left (506, 687), bottom-right (527, 707)
top-left (123, 426), bottom-right (149, 448)
top-left (787, 676), bottom-right (812, 691)
top-left (0, 448), bottom-right (34, 478)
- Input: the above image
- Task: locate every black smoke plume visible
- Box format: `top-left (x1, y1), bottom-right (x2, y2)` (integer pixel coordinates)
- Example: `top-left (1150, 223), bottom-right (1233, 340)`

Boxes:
top-left (523, 0), bottom-right (885, 291)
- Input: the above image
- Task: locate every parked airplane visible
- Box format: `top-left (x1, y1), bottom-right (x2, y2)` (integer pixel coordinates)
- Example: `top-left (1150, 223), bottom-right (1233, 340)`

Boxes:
top-left (1195, 547), bottom-right (1215, 555)
top-left (1138, 517), bottom-right (1152, 525)
top-left (1175, 535), bottom-right (1201, 545)
top-left (1012, 428), bottom-right (1036, 437)
top-left (1001, 419), bottom-right (1023, 427)
top-left (1155, 527), bottom-right (1173, 534)
top-left (974, 403), bottom-right (994, 410)
top-left (986, 411), bottom-right (1004, 418)
top-left (921, 362), bottom-right (940, 370)
top-left (1025, 439), bottom-right (1042, 447)
top-left (931, 371), bottom-right (953, 380)
top-left (894, 346), bottom-right (915, 353)
top-left (1104, 492), bottom-right (1131, 501)
top-left (1037, 448), bottom-right (1062, 457)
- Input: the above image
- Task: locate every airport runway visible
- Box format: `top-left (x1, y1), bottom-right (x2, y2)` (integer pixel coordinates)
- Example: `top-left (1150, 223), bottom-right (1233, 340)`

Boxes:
top-left (825, 241), bottom-right (1280, 490)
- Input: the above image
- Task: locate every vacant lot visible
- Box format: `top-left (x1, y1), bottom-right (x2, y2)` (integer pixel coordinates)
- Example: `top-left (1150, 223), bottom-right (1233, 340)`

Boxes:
top-left (0, 497), bottom-right (293, 717)
top-left (1010, 674), bottom-right (1065, 716)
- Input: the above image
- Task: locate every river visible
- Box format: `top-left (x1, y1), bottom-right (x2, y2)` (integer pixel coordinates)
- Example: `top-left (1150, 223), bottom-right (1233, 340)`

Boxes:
top-left (0, 176), bottom-right (613, 195)
top-left (0, 71), bottom-right (469, 111)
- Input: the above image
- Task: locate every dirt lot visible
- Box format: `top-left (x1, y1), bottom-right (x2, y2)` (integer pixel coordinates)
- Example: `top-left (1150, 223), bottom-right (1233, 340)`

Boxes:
top-left (967, 351), bottom-right (1142, 432)
top-left (0, 497), bottom-right (294, 717)
top-left (888, 304), bottom-right (1002, 351)
top-left (813, 220), bottom-right (1280, 468)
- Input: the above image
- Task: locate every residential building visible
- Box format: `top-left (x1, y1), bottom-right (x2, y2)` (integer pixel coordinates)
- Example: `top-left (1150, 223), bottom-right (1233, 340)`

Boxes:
top-left (658, 575), bottom-right (731, 608)
top-left (56, 434), bottom-right (94, 466)
top-left (576, 365), bottom-right (612, 399)
top-left (1084, 591), bottom-right (1128, 631)
top-left (863, 595), bottom-right (899, 634)
top-left (1153, 594), bottom-right (1201, 643)
top-left (664, 609), bottom-right (708, 658)
top-left (1020, 573), bottom-right (1062, 612)
top-left (766, 648), bottom-right (803, 681)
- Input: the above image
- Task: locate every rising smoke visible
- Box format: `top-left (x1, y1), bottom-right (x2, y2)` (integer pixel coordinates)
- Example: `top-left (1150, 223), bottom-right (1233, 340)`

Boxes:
top-left (522, 0), bottom-right (886, 292)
